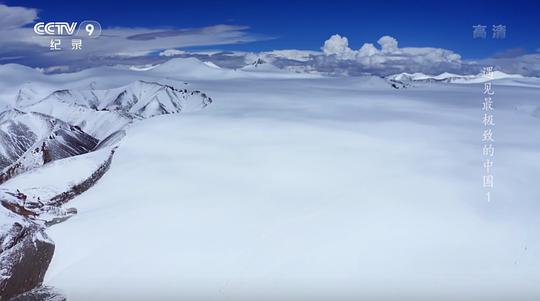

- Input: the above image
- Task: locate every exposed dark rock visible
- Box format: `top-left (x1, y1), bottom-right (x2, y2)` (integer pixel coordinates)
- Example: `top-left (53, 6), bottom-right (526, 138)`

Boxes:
top-left (0, 226), bottom-right (55, 299)
top-left (1, 201), bottom-right (37, 218)
top-left (0, 162), bottom-right (22, 186)
top-left (0, 223), bottom-right (26, 254)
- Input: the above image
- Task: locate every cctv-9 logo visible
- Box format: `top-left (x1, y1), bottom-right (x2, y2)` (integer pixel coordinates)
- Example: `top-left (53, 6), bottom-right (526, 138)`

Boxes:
top-left (33, 20), bottom-right (102, 38)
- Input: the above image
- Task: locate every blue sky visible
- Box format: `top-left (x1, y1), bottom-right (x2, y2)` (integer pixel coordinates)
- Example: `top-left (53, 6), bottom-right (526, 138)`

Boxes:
top-left (5, 0), bottom-right (539, 59)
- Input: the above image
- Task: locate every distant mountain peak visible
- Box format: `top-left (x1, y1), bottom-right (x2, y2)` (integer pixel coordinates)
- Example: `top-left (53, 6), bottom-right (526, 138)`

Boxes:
top-left (387, 70), bottom-right (524, 84)
top-left (25, 80), bottom-right (212, 119)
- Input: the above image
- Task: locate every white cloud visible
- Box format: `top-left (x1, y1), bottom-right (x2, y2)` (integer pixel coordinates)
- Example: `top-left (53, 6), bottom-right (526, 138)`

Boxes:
top-left (67, 25), bottom-right (258, 58)
top-left (321, 34), bottom-right (356, 60)
top-left (0, 4), bottom-right (37, 29)
top-left (358, 43), bottom-right (378, 56)
top-left (0, 4), bottom-right (266, 70)
top-left (159, 49), bottom-right (187, 57)
top-left (377, 36), bottom-right (398, 53)
top-left (478, 52), bottom-right (540, 77)
top-left (114, 50), bottom-right (155, 57)
top-left (320, 34), bottom-right (462, 74)
top-left (0, 24), bottom-right (263, 70)
top-left (263, 50), bottom-right (320, 62)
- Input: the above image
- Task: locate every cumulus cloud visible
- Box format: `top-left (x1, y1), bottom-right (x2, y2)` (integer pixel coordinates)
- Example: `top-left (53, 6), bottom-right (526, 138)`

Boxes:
top-left (377, 36), bottom-right (398, 53)
top-left (321, 34), bottom-right (356, 60)
top-left (320, 34), bottom-right (462, 75)
top-left (0, 4), bottom-right (37, 29)
top-left (358, 43), bottom-right (378, 56)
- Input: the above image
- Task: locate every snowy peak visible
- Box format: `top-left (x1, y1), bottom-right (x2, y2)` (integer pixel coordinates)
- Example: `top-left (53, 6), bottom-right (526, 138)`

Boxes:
top-left (15, 85), bottom-right (45, 107)
top-left (151, 57), bottom-right (226, 77)
top-left (18, 81), bottom-right (213, 140)
top-left (0, 110), bottom-right (98, 183)
top-left (386, 72), bottom-right (471, 83)
top-left (44, 89), bottom-right (101, 109)
top-left (387, 70), bottom-right (524, 84)
top-left (241, 59), bottom-right (284, 73)
top-left (103, 80), bottom-right (212, 117)
top-left (251, 58), bottom-right (267, 67)
top-left (27, 80), bottom-right (213, 119)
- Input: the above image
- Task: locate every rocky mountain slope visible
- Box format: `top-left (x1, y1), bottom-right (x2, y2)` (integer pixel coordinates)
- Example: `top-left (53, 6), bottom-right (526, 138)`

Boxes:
top-left (0, 110), bottom-right (98, 184)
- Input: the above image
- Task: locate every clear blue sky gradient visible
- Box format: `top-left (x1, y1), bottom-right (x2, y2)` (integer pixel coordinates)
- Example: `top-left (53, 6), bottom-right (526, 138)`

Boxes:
top-left (7, 0), bottom-right (539, 59)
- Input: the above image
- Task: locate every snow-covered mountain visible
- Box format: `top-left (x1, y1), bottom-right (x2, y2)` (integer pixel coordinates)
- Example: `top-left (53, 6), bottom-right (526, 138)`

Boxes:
top-left (0, 79), bottom-right (214, 299)
top-left (0, 110), bottom-right (98, 184)
top-left (14, 84), bottom-right (49, 107)
top-left (21, 80), bottom-right (212, 139)
top-left (25, 80), bottom-right (212, 117)
top-left (0, 146), bottom-right (116, 299)
top-left (387, 72), bottom-right (468, 82)
top-left (387, 70), bottom-right (524, 84)
top-left (151, 57), bottom-right (234, 78)
top-left (0, 80), bottom-right (214, 184)
top-left (241, 58), bottom-right (286, 73)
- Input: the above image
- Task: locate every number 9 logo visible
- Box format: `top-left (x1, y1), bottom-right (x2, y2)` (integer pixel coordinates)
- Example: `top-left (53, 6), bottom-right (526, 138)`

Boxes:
top-left (86, 24), bottom-right (95, 36)
top-left (77, 21), bottom-right (102, 38)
